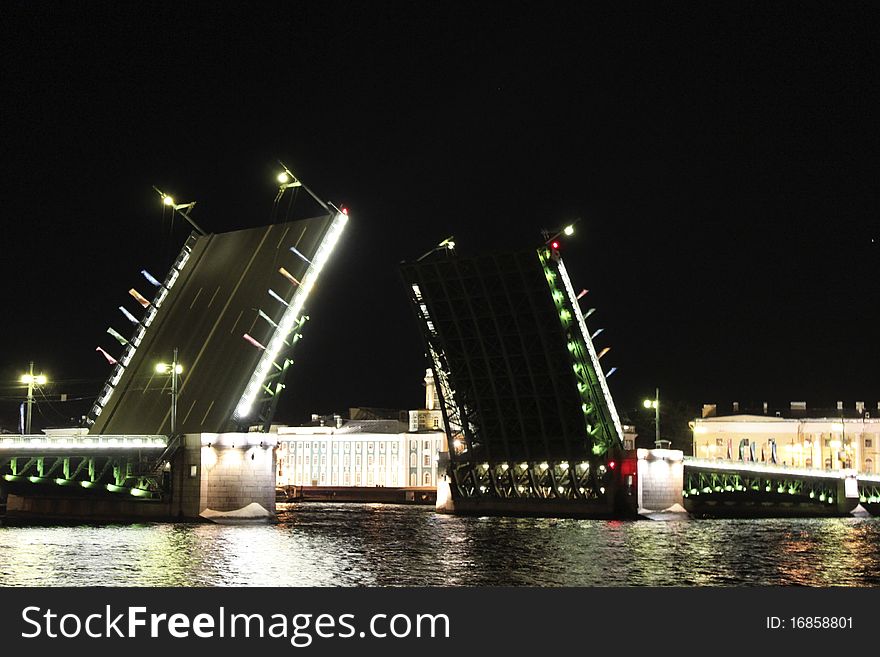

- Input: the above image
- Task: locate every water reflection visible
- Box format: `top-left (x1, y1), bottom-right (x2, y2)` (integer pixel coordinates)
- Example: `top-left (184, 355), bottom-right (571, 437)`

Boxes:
top-left (0, 505), bottom-right (878, 587)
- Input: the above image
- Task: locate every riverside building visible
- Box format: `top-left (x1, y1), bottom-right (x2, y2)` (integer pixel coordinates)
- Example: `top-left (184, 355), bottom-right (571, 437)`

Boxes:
top-left (691, 401), bottom-right (880, 474)
top-left (274, 371), bottom-right (446, 489)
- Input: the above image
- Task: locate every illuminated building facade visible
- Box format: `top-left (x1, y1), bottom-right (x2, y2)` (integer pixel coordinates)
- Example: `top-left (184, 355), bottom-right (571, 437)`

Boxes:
top-left (274, 380), bottom-right (446, 489)
top-left (691, 402), bottom-right (880, 474)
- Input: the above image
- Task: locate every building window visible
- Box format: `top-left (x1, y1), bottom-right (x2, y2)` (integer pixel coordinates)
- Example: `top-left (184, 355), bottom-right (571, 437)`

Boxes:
top-left (367, 472), bottom-right (373, 485)
top-left (824, 438), bottom-right (831, 448)
top-left (424, 472), bottom-right (431, 485)
top-left (423, 454), bottom-right (431, 467)
top-left (344, 472), bottom-right (350, 485)
top-left (332, 472), bottom-right (338, 484)
top-left (320, 472), bottom-right (326, 483)
top-left (379, 455), bottom-right (385, 466)
top-left (410, 453), bottom-right (417, 468)
top-left (356, 455), bottom-right (361, 467)
top-left (380, 443), bottom-right (386, 453)
top-left (433, 417), bottom-right (439, 429)
top-left (305, 443), bottom-right (310, 449)
top-left (345, 443), bottom-right (351, 452)
top-left (356, 443), bottom-right (362, 452)
top-left (392, 443), bottom-right (398, 454)
top-left (715, 438), bottom-right (723, 447)
top-left (368, 455), bottom-right (374, 466)
top-left (410, 473), bottom-right (417, 486)
top-left (368, 442), bottom-right (374, 453)
top-left (424, 440), bottom-right (430, 450)
top-left (305, 456), bottom-right (310, 465)
top-left (866, 438), bottom-right (873, 448)
top-left (333, 442), bottom-right (338, 452)
top-left (866, 458), bottom-right (874, 474)
top-left (825, 458), bottom-right (832, 469)
top-left (321, 455), bottom-right (326, 466)
top-left (344, 455), bottom-right (350, 466)
top-left (355, 472), bottom-right (361, 484)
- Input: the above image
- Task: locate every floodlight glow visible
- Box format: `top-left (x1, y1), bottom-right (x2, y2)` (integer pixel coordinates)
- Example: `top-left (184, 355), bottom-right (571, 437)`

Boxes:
top-left (277, 172), bottom-right (290, 184)
top-left (163, 195), bottom-right (174, 206)
top-left (155, 363), bottom-right (169, 374)
top-left (563, 225), bottom-right (575, 236)
top-left (235, 211), bottom-right (349, 419)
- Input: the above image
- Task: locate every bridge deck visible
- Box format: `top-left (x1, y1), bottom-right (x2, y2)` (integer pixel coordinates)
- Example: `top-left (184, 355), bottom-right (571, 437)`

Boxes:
top-left (1, 434), bottom-right (167, 452)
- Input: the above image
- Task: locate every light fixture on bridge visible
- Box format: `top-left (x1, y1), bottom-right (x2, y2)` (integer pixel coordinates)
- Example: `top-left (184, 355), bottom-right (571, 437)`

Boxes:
top-left (20, 363), bottom-right (48, 435)
top-left (416, 236), bottom-right (457, 261)
top-left (543, 220), bottom-right (579, 247)
top-left (643, 389), bottom-right (662, 448)
top-left (155, 349), bottom-right (183, 435)
top-left (154, 186), bottom-right (206, 235)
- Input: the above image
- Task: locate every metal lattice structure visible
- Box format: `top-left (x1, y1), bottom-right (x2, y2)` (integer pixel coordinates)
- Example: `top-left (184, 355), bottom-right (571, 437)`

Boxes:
top-left (682, 460), bottom-right (860, 517)
top-left (401, 246), bottom-right (626, 511)
top-left (1, 435), bottom-right (169, 499)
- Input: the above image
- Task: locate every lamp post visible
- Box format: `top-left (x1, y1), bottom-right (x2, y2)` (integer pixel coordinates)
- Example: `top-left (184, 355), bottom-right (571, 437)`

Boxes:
top-left (155, 349), bottom-right (183, 434)
top-left (643, 388), bottom-right (660, 448)
top-left (20, 362), bottom-right (47, 435)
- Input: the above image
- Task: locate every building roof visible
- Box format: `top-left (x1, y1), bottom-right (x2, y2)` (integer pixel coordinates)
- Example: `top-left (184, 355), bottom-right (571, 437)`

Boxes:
top-left (335, 419), bottom-right (410, 434)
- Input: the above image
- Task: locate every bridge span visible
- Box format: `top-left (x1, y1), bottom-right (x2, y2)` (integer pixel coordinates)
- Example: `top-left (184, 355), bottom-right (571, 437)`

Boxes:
top-left (0, 431), bottom-right (276, 521)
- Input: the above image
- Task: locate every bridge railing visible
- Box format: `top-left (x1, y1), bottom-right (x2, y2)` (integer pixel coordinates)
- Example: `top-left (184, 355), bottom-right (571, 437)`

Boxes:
top-left (0, 435), bottom-right (167, 450)
top-left (684, 457), bottom-right (860, 481)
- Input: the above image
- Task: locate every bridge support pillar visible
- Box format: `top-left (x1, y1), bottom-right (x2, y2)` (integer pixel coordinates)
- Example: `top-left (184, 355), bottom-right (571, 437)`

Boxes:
top-left (173, 433), bottom-right (277, 522)
top-left (637, 448), bottom-right (684, 514)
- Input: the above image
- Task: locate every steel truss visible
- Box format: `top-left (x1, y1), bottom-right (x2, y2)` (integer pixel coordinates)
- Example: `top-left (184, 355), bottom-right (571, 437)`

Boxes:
top-left (402, 248), bottom-right (623, 503)
top-left (858, 480), bottom-right (880, 505)
top-left (683, 469), bottom-right (841, 506)
top-left (0, 453), bottom-right (165, 499)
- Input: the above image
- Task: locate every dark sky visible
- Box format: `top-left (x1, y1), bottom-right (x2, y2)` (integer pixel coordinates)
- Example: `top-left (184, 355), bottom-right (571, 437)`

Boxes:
top-left (1, 1), bottom-right (878, 431)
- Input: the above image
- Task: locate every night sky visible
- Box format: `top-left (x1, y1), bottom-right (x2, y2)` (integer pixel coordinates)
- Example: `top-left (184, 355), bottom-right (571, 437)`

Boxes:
top-left (1, 2), bottom-right (878, 433)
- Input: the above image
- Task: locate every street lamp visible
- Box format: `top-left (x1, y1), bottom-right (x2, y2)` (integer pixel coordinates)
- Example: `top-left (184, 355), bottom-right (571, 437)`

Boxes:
top-left (155, 348), bottom-right (183, 434)
top-left (20, 362), bottom-right (47, 435)
top-left (153, 186), bottom-right (206, 235)
top-left (643, 387), bottom-right (661, 448)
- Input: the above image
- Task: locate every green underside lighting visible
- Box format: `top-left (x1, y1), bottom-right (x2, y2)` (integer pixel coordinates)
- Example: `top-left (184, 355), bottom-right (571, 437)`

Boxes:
top-left (105, 484), bottom-right (126, 493)
top-left (591, 444), bottom-right (605, 455)
top-left (130, 488), bottom-right (151, 498)
top-left (54, 478), bottom-right (75, 486)
top-left (860, 496), bottom-right (867, 502)
top-left (4, 474), bottom-right (16, 482)
top-left (80, 481), bottom-right (94, 489)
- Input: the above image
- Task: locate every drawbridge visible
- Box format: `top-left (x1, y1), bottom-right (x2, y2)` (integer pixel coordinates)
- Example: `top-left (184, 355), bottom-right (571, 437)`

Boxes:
top-left (401, 239), bottom-right (632, 517)
top-left (2, 172), bottom-right (348, 507)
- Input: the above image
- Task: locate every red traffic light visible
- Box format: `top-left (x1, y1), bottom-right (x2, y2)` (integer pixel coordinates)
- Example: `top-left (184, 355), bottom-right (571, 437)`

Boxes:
top-left (551, 240), bottom-right (560, 250)
top-left (608, 460), bottom-right (616, 470)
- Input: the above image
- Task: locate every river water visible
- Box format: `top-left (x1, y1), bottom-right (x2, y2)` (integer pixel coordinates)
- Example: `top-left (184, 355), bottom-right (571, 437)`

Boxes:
top-left (1, 503), bottom-right (878, 586)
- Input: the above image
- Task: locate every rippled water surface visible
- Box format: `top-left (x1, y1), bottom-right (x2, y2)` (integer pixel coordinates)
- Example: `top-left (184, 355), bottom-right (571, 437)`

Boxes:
top-left (1, 504), bottom-right (878, 586)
